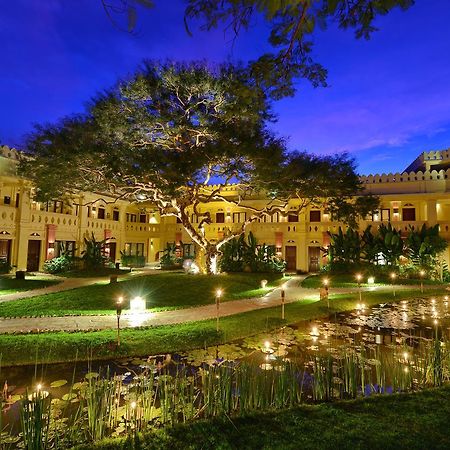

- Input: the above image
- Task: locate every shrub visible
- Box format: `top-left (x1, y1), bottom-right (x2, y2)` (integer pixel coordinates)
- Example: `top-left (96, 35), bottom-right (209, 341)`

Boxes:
top-left (0, 259), bottom-right (11, 274)
top-left (43, 255), bottom-right (73, 274)
top-left (219, 232), bottom-right (286, 273)
top-left (120, 254), bottom-right (146, 268)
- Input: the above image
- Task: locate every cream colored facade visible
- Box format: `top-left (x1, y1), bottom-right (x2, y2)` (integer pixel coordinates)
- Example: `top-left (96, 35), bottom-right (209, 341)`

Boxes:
top-left (1, 144), bottom-right (450, 273)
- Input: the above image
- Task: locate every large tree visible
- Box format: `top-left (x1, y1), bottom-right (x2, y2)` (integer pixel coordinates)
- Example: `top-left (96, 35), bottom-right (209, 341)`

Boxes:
top-left (101, 0), bottom-right (414, 98)
top-left (21, 61), bottom-right (377, 273)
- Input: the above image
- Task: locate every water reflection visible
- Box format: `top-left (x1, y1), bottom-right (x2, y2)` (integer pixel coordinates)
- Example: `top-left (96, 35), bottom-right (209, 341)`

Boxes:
top-left (1, 296), bottom-right (450, 433)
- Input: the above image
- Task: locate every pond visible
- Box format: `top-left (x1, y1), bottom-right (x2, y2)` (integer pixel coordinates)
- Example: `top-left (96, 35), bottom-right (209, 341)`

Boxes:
top-left (1, 295), bottom-right (449, 447)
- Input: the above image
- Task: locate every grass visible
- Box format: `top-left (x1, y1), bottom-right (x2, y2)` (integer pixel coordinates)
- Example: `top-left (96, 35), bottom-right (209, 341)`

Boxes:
top-left (0, 272), bottom-right (285, 317)
top-left (301, 273), bottom-right (444, 288)
top-left (76, 386), bottom-right (450, 450)
top-left (0, 276), bottom-right (60, 296)
top-left (0, 286), bottom-right (445, 366)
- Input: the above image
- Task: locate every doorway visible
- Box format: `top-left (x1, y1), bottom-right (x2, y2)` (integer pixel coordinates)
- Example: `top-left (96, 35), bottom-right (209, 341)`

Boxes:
top-left (106, 242), bottom-right (117, 261)
top-left (27, 240), bottom-right (41, 272)
top-left (285, 246), bottom-right (297, 271)
top-left (308, 246), bottom-right (321, 272)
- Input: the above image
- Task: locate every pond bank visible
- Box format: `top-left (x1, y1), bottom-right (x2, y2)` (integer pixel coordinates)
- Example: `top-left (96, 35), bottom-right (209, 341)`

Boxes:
top-left (75, 385), bottom-right (450, 450)
top-left (0, 287), bottom-right (446, 367)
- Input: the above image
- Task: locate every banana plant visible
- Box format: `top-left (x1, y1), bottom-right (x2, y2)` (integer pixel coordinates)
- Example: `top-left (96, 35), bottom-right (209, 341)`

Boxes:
top-left (82, 232), bottom-right (107, 269)
top-left (376, 223), bottom-right (404, 266)
top-left (327, 227), bottom-right (362, 264)
top-left (361, 225), bottom-right (379, 264)
top-left (406, 224), bottom-right (447, 266)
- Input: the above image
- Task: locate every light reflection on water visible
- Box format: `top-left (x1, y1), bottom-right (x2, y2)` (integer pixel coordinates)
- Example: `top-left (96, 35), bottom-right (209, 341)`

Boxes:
top-left (1, 295), bottom-right (450, 431)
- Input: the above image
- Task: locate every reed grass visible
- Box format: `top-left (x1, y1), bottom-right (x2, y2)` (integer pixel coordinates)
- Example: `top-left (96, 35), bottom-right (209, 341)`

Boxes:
top-left (4, 335), bottom-right (450, 449)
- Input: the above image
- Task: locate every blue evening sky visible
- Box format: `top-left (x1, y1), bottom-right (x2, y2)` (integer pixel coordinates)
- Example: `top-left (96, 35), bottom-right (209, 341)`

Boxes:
top-left (1, 0), bottom-right (450, 175)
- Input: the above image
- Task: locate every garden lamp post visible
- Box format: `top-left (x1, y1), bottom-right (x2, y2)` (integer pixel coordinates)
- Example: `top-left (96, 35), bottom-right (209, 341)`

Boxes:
top-left (116, 296), bottom-right (123, 347)
top-left (355, 273), bottom-right (362, 303)
top-left (323, 278), bottom-right (329, 309)
top-left (281, 283), bottom-right (286, 320)
top-left (390, 272), bottom-right (397, 297)
top-left (215, 288), bottom-right (223, 332)
top-left (420, 270), bottom-right (425, 294)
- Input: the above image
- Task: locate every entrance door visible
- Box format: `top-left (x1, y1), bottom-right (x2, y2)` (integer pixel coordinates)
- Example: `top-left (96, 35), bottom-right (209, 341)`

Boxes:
top-left (285, 246), bottom-right (297, 271)
top-left (27, 240), bottom-right (41, 272)
top-left (106, 242), bottom-right (117, 261)
top-left (308, 246), bottom-right (321, 272)
top-left (0, 240), bottom-right (11, 272)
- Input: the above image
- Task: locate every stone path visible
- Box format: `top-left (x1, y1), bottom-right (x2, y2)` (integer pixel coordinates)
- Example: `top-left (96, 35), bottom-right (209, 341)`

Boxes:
top-left (0, 267), bottom-right (160, 303)
top-left (0, 276), bottom-right (439, 333)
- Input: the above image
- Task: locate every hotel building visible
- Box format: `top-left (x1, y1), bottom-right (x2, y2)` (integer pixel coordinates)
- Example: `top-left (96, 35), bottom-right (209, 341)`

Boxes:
top-left (1, 145), bottom-right (450, 273)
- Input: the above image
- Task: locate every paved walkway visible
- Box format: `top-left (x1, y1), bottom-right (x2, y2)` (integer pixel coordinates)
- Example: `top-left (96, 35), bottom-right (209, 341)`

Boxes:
top-left (0, 276), bottom-right (440, 333)
top-left (0, 267), bottom-right (160, 303)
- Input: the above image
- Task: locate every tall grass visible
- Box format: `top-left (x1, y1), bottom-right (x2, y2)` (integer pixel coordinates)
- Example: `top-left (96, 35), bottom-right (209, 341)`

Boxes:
top-left (5, 336), bottom-right (450, 448)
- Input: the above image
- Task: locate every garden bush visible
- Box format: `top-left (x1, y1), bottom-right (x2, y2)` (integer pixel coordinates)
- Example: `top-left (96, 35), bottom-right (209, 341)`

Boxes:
top-left (120, 254), bottom-right (146, 268)
top-left (43, 255), bottom-right (74, 274)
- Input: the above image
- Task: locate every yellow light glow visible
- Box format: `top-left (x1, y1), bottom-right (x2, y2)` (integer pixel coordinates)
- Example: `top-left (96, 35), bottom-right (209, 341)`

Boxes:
top-left (264, 340), bottom-right (271, 349)
top-left (322, 278), bottom-right (329, 286)
top-left (216, 288), bottom-right (223, 298)
top-left (130, 296), bottom-right (145, 312)
top-left (367, 276), bottom-right (375, 284)
top-left (403, 352), bottom-right (408, 360)
top-left (390, 272), bottom-right (396, 280)
top-left (355, 273), bottom-right (362, 282)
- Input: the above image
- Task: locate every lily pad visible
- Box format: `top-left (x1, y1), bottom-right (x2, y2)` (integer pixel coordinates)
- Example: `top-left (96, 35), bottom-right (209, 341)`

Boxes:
top-left (85, 372), bottom-right (99, 380)
top-left (50, 379), bottom-right (68, 388)
top-left (62, 392), bottom-right (77, 401)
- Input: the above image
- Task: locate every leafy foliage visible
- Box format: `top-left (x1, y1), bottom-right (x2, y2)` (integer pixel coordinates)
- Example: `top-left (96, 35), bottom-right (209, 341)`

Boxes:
top-left (82, 233), bottom-right (107, 269)
top-left (0, 259), bottom-right (12, 274)
top-left (120, 254), bottom-right (146, 268)
top-left (406, 224), bottom-right (447, 267)
top-left (377, 223), bottom-right (404, 266)
top-left (325, 223), bottom-right (448, 276)
top-left (327, 227), bottom-right (362, 264)
top-left (21, 61), bottom-right (377, 273)
top-left (43, 255), bottom-right (73, 274)
top-left (219, 232), bottom-right (286, 273)
top-left (159, 243), bottom-right (184, 269)
top-left (184, 0), bottom-right (414, 98)
top-left (44, 242), bottom-right (76, 274)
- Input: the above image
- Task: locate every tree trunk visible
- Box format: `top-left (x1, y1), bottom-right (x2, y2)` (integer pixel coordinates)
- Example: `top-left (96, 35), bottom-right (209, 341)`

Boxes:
top-left (205, 245), bottom-right (219, 275)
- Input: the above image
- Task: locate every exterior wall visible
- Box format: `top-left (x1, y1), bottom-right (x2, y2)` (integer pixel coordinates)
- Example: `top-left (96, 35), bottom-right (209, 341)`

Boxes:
top-left (2, 145), bottom-right (450, 273)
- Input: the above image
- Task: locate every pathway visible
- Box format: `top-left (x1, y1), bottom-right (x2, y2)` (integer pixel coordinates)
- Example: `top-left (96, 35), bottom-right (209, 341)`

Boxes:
top-left (0, 276), bottom-right (440, 333)
top-left (0, 267), bottom-right (160, 303)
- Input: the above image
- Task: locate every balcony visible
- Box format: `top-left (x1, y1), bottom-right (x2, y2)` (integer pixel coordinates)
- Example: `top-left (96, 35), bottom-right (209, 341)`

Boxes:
top-left (31, 210), bottom-right (78, 231)
top-left (125, 222), bottom-right (160, 236)
top-left (0, 204), bottom-right (16, 229)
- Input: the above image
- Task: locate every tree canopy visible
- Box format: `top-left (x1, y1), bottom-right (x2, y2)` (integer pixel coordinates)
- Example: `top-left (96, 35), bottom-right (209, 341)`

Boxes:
top-left (21, 61), bottom-right (377, 272)
top-left (101, 0), bottom-right (414, 98)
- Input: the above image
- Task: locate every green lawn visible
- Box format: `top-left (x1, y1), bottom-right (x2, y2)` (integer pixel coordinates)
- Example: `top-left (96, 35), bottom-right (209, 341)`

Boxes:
top-left (0, 287), bottom-right (444, 366)
top-left (0, 276), bottom-right (61, 296)
top-left (0, 272), bottom-right (284, 318)
top-left (301, 273), bottom-right (444, 289)
top-left (76, 386), bottom-right (450, 450)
